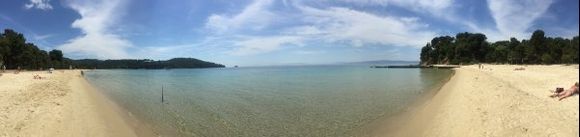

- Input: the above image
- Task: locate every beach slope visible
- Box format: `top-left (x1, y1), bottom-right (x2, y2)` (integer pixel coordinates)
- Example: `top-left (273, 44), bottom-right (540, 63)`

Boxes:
top-left (387, 65), bottom-right (579, 137)
top-left (0, 70), bottom-right (138, 136)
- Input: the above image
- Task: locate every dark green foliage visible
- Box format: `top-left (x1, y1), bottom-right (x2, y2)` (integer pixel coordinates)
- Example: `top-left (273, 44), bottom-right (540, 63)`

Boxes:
top-left (420, 30), bottom-right (579, 65)
top-left (420, 43), bottom-right (433, 64)
top-left (458, 33), bottom-right (489, 63)
top-left (507, 38), bottom-right (524, 64)
top-left (561, 36), bottom-right (579, 63)
top-left (486, 41), bottom-right (509, 63)
top-left (0, 29), bottom-right (59, 69)
top-left (541, 54), bottom-right (553, 64)
top-left (1, 29), bottom-right (225, 70)
top-left (72, 58), bottom-right (225, 69)
top-left (430, 36), bottom-right (455, 64)
top-left (49, 49), bottom-right (63, 62)
top-left (527, 30), bottom-right (546, 63)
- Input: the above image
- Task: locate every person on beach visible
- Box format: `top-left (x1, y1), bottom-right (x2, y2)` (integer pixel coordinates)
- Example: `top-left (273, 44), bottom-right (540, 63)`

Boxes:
top-left (33, 74), bottom-right (44, 79)
top-left (550, 82), bottom-right (579, 101)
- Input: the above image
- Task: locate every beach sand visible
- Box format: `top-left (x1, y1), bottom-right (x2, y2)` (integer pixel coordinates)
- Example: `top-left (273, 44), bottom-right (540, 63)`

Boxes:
top-left (378, 64), bottom-right (579, 137)
top-left (0, 70), bottom-right (145, 136)
top-left (2, 65), bottom-right (578, 137)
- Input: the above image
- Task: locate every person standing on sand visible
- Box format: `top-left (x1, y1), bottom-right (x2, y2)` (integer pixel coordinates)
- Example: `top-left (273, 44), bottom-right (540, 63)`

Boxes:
top-left (550, 82), bottom-right (579, 101)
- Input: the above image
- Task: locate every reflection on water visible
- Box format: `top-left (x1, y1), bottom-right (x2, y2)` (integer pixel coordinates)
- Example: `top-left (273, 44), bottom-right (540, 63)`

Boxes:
top-left (84, 66), bottom-right (452, 137)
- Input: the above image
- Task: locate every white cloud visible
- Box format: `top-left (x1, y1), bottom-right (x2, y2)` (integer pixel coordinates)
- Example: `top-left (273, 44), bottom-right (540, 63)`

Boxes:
top-left (33, 34), bottom-right (53, 40)
top-left (281, 26), bottom-right (326, 35)
top-left (60, 34), bottom-right (132, 59)
top-left (296, 5), bottom-right (436, 48)
top-left (294, 50), bottom-right (325, 55)
top-left (204, 1), bottom-right (437, 56)
top-left (58, 0), bottom-right (132, 59)
top-left (230, 36), bottom-right (304, 55)
top-left (487, 0), bottom-right (554, 40)
top-left (24, 0), bottom-right (53, 10)
top-left (331, 0), bottom-right (454, 15)
top-left (335, 0), bottom-right (556, 42)
top-left (205, 0), bottom-right (275, 33)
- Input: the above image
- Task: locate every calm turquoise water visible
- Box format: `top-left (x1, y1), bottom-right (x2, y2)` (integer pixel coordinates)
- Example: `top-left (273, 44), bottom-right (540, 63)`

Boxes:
top-left (84, 65), bottom-right (452, 137)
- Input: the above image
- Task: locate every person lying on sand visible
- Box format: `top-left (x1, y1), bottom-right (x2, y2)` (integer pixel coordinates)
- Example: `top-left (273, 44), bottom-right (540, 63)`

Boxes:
top-left (33, 74), bottom-right (44, 79)
top-left (550, 82), bottom-right (579, 101)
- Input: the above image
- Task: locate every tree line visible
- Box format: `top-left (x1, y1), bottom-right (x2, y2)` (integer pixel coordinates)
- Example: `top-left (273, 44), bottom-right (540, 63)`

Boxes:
top-left (73, 58), bottom-right (225, 69)
top-left (0, 29), bottom-right (70, 70)
top-left (0, 29), bottom-right (225, 70)
top-left (420, 30), bottom-right (579, 65)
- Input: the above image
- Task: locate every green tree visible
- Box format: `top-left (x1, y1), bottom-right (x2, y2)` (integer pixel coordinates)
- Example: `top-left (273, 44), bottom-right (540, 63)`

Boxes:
top-left (49, 49), bottom-right (63, 62)
top-left (507, 38), bottom-right (523, 64)
top-left (3, 29), bottom-right (28, 69)
top-left (420, 43), bottom-right (433, 65)
top-left (487, 41), bottom-right (509, 63)
top-left (527, 30), bottom-right (546, 63)
top-left (0, 33), bottom-right (9, 66)
top-left (571, 36), bottom-right (579, 63)
top-left (0, 29), bottom-right (54, 69)
top-left (541, 54), bottom-right (553, 64)
top-left (430, 36), bottom-right (454, 64)
top-left (418, 29), bottom-right (578, 65)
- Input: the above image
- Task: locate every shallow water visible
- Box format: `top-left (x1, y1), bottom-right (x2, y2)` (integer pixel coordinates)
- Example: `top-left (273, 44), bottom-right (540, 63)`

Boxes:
top-left (84, 65), bottom-right (452, 137)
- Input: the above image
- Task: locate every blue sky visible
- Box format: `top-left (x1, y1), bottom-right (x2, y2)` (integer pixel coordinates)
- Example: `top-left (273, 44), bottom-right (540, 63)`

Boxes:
top-left (1, 0), bottom-right (578, 66)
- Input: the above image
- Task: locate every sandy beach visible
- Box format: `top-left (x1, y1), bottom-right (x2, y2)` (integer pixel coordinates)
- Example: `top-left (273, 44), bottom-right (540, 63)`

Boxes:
top-left (380, 64), bottom-right (579, 137)
top-left (0, 70), bottom-right (144, 137)
top-left (1, 65), bottom-right (578, 137)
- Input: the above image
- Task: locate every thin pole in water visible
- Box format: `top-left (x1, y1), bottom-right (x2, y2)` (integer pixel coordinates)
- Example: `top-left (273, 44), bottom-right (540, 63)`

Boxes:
top-left (161, 84), bottom-right (164, 103)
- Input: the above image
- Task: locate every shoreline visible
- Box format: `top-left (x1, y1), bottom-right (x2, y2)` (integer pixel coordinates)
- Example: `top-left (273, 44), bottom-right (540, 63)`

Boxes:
top-left (2, 65), bottom-right (578, 136)
top-left (0, 70), bottom-right (154, 136)
top-left (77, 72), bottom-right (159, 137)
top-left (382, 64), bottom-right (579, 137)
top-left (359, 69), bottom-right (456, 136)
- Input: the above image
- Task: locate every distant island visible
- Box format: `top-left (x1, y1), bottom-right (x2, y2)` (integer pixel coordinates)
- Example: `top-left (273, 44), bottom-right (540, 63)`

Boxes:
top-left (420, 29), bottom-right (579, 65)
top-left (0, 29), bottom-right (224, 70)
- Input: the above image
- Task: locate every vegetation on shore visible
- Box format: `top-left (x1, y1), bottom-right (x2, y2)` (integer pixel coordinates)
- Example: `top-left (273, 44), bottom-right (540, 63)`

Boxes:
top-left (0, 29), bottom-right (225, 70)
top-left (420, 30), bottom-right (579, 65)
top-left (73, 58), bottom-right (225, 69)
top-left (0, 29), bottom-right (70, 69)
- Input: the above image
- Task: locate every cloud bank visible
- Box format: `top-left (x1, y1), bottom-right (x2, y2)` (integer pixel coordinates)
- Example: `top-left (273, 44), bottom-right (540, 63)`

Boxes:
top-left (205, 0), bottom-right (438, 56)
top-left (486, 0), bottom-right (554, 40)
top-left (58, 0), bottom-right (133, 59)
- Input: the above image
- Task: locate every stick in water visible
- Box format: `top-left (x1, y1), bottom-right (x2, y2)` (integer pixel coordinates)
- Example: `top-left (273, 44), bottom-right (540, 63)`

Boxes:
top-left (161, 84), bottom-right (164, 103)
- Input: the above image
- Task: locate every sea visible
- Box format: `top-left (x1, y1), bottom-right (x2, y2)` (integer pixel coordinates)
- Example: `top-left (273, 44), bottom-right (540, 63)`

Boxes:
top-left (83, 65), bottom-right (453, 137)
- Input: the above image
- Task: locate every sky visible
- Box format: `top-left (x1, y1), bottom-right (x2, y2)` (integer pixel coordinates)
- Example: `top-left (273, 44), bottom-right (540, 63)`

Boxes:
top-left (0, 0), bottom-right (578, 66)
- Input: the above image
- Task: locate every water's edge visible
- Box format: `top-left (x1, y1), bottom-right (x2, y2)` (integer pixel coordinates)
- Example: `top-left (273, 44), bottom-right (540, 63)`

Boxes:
top-left (80, 74), bottom-right (161, 137)
top-left (356, 69), bottom-right (456, 136)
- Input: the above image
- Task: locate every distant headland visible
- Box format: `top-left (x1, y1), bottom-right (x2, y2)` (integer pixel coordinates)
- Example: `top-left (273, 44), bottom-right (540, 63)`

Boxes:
top-left (73, 58), bottom-right (225, 69)
top-left (0, 29), bottom-right (224, 70)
